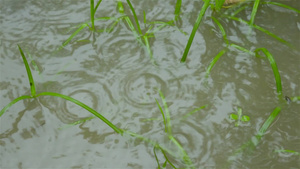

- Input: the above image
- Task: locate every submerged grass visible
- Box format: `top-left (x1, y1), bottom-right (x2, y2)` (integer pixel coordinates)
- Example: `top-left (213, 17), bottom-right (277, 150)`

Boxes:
top-left (229, 106), bottom-right (282, 163)
top-left (2, 1), bottom-right (300, 168)
top-left (1, 46), bottom-right (123, 134)
top-left (1, 45), bottom-right (198, 168)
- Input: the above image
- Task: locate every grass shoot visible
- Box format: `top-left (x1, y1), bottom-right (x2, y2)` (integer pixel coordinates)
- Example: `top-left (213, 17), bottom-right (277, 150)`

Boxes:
top-left (181, 0), bottom-right (211, 62)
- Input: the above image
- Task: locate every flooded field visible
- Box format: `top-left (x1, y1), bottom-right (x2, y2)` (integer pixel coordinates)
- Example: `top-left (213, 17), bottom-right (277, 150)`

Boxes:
top-left (1, 0), bottom-right (299, 168)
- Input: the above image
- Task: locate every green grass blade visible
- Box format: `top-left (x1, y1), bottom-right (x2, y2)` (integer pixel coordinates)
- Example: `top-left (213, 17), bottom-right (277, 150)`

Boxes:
top-left (206, 49), bottom-right (226, 77)
top-left (117, 1), bottom-right (125, 14)
top-left (231, 106), bottom-right (281, 160)
top-left (18, 45), bottom-right (36, 96)
top-left (275, 149), bottom-right (300, 156)
top-left (36, 92), bottom-right (123, 134)
top-left (58, 116), bottom-right (95, 130)
top-left (59, 23), bottom-right (89, 50)
top-left (255, 48), bottom-right (282, 97)
top-left (168, 136), bottom-right (194, 168)
top-left (159, 147), bottom-right (177, 168)
top-left (94, 0), bottom-right (103, 12)
top-left (224, 15), bottom-right (291, 47)
top-left (181, 105), bottom-right (207, 119)
top-left (126, 0), bottom-right (142, 35)
top-left (253, 106), bottom-right (281, 145)
top-left (230, 43), bottom-right (255, 56)
top-left (90, 0), bottom-right (103, 31)
top-left (90, 0), bottom-right (95, 31)
top-left (249, 0), bottom-right (260, 26)
top-left (211, 16), bottom-right (229, 45)
top-left (155, 98), bottom-right (167, 133)
top-left (143, 36), bottom-right (153, 59)
top-left (158, 90), bottom-right (172, 136)
top-left (153, 147), bottom-right (162, 169)
top-left (143, 11), bottom-right (147, 25)
top-left (263, 1), bottom-right (300, 14)
top-left (215, 0), bottom-right (225, 12)
top-left (0, 95), bottom-right (32, 117)
top-left (117, 2), bottom-right (143, 45)
top-left (174, 0), bottom-right (182, 20)
top-left (224, 4), bottom-right (247, 17)
top-left (181, 0), bottom-right (210, 62)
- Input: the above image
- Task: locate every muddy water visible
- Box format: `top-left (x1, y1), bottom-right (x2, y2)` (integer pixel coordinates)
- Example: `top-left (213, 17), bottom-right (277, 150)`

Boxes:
top-left (1, 0), bottom-right (299, 168)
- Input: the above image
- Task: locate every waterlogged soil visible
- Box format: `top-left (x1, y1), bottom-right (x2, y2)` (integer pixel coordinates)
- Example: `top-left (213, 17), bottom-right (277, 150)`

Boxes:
top-left (1, 0), bottom-right (300, 168)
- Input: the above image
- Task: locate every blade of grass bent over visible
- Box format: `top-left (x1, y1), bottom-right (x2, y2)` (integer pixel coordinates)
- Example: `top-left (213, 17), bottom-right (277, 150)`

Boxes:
top-left (255, 48), bottom-right (282, 97)
top-left (181, 0), bottom-right (210, 62)
top-left (211, 16), bottom-right (229, 45)
top-left (0, 95), bottom-right (32, 117)
top-left (18, 45), bottom-right (36, 97)
top-left (36, 92), bottom-right (122, 134)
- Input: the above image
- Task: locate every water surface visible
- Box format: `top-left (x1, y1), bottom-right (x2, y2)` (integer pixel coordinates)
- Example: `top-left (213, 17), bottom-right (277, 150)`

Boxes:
top-left (1, 0), bottom-right (299, 168)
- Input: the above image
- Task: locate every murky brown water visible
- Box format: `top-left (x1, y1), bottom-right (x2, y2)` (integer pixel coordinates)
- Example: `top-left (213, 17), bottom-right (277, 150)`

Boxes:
top-left (1, 0), bottom-right (299, 168)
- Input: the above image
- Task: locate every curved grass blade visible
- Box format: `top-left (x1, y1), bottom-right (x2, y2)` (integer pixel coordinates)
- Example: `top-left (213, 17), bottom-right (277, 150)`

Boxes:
top-left (18, 45), bottom-right (36, 97)
top-left (59, 116), bottom-right (95, 130)
top-left (263, 1), bottom-right (300, 14)
top-left (36, 92), bottom-right (123, 134)
top-left (211, 16), bottom-right (229, 45)
top-left (255, 48), bottom-right (282, 97)
top-left (59, 23), bottom-right (89, 50)
top-left (249, 0), bottom-right (260, 26)
top-left (206, 49), bottom-right (226, 77)
top-left (181, 0), bottom-right (211, 62)
top-left (0, 95), bottom-right (32, 117)
top-left (153, 147), bottom-right (177, 169)
top-left (224, 15), bottom-right (291, 47)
